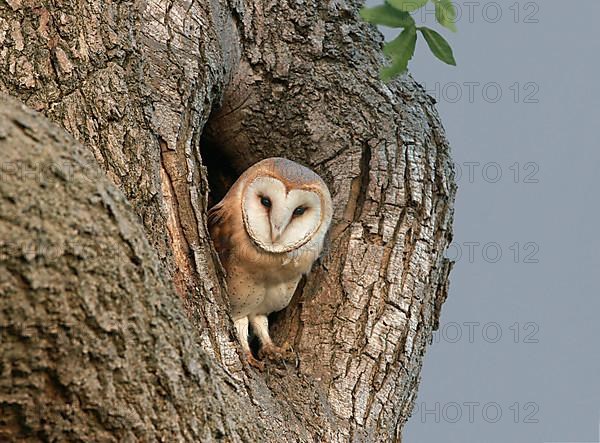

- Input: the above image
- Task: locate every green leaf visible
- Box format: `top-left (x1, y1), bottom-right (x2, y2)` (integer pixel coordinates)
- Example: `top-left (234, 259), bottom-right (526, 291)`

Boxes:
top-left (383, 26), bottom-right (417, 60)
top-left (381, 59), bottom-right (409, 82)
top-left (360, 4), bottom-right (415, 28)
top-left (434, 0), bottom-right (457, 32)
top-left (386, 0), bottom-right (429, 13)
top-left (419, 26), bottom-right (456, 65)
top-left (381, 27), bottom-right (418, 81)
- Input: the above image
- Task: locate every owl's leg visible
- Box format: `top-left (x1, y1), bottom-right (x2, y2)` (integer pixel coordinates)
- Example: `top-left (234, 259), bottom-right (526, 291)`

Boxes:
top-left (234, 317), bottom-right (264, 370)
top-left (249, 315), bottom-right (272, 347)
top-left (251, 315), bottom-right (293, 362)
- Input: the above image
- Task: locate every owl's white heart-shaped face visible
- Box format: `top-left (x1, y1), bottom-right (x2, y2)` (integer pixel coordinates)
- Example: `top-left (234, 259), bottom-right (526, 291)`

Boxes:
top-left (242, 176), bottom-right (324, 253)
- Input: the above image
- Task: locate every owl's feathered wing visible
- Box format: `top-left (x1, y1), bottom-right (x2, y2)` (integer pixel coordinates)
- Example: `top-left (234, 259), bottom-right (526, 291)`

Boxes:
top-left (207, 198), bottom-right (236, 267)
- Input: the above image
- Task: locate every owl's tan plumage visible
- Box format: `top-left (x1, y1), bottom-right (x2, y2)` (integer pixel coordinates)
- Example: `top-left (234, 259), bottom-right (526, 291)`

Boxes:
top-left (208, 157), bottom-right (333, 367)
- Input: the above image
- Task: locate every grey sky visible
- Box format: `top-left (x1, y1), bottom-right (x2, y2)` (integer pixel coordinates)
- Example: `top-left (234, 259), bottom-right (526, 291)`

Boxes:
top-left (364, 1), bottom-right (600, 442)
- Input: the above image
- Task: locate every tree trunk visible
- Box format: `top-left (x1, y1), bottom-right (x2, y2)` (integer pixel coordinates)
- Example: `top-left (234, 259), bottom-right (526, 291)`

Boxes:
top-left (0, 0), bottom-right (455, 441)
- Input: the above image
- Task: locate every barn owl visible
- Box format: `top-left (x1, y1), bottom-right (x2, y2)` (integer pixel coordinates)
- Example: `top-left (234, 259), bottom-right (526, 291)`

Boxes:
top-left (208, 157), bottom-right (333, 368)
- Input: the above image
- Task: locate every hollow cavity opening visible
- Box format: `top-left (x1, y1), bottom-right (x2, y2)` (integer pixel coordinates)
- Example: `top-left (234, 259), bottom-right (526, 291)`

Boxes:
top-left (200, 134), bottom-right (241, 208)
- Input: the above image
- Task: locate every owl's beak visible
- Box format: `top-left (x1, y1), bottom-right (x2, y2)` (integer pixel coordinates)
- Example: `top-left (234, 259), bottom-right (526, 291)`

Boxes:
top-left (270, 211), bottom-right (290, 244)
top-left (271, 224), bottom-right (284, 243)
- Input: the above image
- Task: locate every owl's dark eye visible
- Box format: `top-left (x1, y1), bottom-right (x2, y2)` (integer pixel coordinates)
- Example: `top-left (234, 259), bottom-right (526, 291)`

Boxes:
top-left (260, 196), bottom-right (271, 208)
top-left (292, 206), bottom-right (306, 217)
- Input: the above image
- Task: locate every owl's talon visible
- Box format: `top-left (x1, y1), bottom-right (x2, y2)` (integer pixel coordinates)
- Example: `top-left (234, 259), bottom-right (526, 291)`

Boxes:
top-left (280, 340), bottom-right (293, 353)
top-left (258, 343), bottom-right (294, 363)
top-left (245, 352), bottom-right (265, 370)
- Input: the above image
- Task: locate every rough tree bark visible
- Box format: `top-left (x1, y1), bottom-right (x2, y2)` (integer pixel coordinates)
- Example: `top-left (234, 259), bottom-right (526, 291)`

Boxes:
top-left (0, 0), bottom-right (455, 441)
